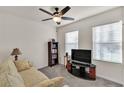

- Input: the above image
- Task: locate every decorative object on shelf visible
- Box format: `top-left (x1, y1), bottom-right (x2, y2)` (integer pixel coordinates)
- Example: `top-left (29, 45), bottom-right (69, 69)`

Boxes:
top-left (66, 52), bottom-right (68, 56)
top-left (11, 48), bottom-right (22, 61)
top-left (51, 38), bottom-right (55, 42)
top-left (48, 41), bottom-right (58, 67)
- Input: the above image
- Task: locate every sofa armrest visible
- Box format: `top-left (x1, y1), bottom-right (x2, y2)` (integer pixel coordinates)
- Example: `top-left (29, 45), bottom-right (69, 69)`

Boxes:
top-left (33, 77), bottom-right (64, 87)
top-left (50, 77), bottom-right (64, 87)
top-left (33, 79), bottom-right (54, 87)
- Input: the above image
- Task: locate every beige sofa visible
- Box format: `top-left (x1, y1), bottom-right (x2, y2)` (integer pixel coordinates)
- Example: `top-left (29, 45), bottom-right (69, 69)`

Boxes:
top-left (0, 59), bottom-right (64, 87)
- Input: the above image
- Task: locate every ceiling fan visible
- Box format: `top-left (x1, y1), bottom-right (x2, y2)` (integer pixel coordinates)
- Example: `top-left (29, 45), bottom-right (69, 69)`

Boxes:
top-left (39, 6), bottom-right (74, 25)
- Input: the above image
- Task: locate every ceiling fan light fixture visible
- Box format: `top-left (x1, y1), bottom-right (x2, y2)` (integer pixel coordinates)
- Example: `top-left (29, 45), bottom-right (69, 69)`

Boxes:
top-left (53, 16), bottom-right (61, 23)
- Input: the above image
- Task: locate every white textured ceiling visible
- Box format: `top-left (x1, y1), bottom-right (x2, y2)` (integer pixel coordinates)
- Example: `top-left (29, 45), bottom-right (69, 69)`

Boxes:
top-left (0, 6), bottom-right (118, 27)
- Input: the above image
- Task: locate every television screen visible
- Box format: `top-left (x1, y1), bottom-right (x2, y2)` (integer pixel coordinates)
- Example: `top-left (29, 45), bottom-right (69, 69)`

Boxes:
top-left (71, 49), bottom-right (91, 64)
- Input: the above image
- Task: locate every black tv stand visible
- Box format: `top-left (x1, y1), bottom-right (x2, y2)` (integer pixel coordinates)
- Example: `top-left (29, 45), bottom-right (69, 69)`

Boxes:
top-left (66, 61), bottom-right (96, 80)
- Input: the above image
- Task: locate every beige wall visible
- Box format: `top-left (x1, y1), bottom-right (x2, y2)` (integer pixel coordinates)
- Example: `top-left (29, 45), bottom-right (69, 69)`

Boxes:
top-left (122, 7), bottom-right (124, 86)
top-left (57, 7), bottom-right (124, 85)
top-left (0, 11), bottom-right (57, 69)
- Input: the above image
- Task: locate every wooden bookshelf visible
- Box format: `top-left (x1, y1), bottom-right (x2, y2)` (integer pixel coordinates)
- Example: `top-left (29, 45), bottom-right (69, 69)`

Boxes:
top-left (48, 42), bottom-right (58, 66)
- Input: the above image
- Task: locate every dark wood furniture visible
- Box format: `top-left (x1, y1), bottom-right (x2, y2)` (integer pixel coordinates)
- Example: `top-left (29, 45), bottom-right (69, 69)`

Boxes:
top-left (66, 61), bottom-right (72, 73)
top-left (89, 65), bottom-right (96, 80)
top-left (48, 41), bottom-right (59, 67)
top-left (66, 62), bottom-right (96, 80)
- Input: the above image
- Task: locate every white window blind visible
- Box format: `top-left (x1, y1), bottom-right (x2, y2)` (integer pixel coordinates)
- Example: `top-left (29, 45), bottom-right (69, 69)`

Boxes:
top-left (93, 21), bottom-right (122, 63)
top-left (65, 31), bottom-right (78, 55)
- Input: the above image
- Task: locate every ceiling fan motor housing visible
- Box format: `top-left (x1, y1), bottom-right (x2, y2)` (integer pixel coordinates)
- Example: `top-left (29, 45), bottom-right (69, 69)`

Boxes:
top-left (55, 7), bottom-right (59, 11)
top-left (53, 12), bottom-right (59, 15)
top-left (53, 7), bottom-right (62, 16)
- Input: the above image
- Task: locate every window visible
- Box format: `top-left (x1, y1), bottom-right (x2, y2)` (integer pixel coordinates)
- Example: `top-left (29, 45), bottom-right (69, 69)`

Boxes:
top-left (65, 31), bottom-right (78, 55)
top-left (93, 21), bottom-right (122, 63)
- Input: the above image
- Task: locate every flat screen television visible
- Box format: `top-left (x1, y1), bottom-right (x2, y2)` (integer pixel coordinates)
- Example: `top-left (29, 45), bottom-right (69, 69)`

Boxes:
top-left (71, 49), bottom-right (91, 64)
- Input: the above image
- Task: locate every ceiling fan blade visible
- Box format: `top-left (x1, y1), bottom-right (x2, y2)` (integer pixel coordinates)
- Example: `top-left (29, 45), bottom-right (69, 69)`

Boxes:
top-left (42, 18), bottom-right (53, 21)
top-left (62, 17), bottom-right (74, 20)
top-left (39, 8), bottom-right (53, 16)
top-left (60, 6), bottom-right (71, 15)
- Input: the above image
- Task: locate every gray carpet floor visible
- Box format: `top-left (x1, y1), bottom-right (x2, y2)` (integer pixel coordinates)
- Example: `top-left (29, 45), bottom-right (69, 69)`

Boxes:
top-left (39, 64), bottom-right (122, 87)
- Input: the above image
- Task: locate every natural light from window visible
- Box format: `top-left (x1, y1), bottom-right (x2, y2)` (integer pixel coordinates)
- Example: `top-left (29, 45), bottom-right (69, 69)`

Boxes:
top-left (65, 31), bottom-right (78, 55)
top-left (93, 21), bottom-right (122, 63)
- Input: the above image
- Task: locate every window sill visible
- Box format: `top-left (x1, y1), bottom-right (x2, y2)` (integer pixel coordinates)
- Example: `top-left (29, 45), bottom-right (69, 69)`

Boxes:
top-left (93, 59), bottom-right (122, 64)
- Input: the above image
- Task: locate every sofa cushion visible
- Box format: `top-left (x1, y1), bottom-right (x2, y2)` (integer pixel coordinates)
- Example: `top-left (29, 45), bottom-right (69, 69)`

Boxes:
top-left (0, 59), bottom-right (25, 87)
top-left (19, 67), bottom-right (49, 87)
top-left (33, 79), bottom-right (54, 87)
top-left (14, 60), bottom-right (31, 72)
top-left (33, 77), bottom-right (64, 87)
top-left (50, 77), bottom-right (64, 87)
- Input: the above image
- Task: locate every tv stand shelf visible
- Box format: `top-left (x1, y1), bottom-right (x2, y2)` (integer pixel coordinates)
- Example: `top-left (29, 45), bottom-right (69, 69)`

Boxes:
top-left (66, 61), bottom-right (96, 80)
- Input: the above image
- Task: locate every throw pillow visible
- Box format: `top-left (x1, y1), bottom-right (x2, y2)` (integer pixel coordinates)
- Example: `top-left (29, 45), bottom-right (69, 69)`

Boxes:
top-left (14, 60), bottom-right (31, 72)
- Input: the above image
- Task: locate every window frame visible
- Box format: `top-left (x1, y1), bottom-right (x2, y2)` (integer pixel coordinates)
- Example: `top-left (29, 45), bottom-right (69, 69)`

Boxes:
top-left (65, 30), bottom-right (79, 56)
top-left (92, 21), bottom-right (122, 64)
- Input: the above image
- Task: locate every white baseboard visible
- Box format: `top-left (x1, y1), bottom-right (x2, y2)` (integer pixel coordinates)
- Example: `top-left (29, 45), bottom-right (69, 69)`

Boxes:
top-left (97, 74), bottom-right (123, 85)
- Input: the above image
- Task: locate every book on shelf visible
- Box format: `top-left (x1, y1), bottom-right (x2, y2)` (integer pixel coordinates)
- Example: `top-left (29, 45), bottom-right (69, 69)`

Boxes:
top-left (52, 54), bottom-right (57, 59)
top-left (52, 44), bottom-right (57, 48)
top-left (51, 49), bottom-right (57, 54)
top-left (52, 60), bottom-right (55, 64)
